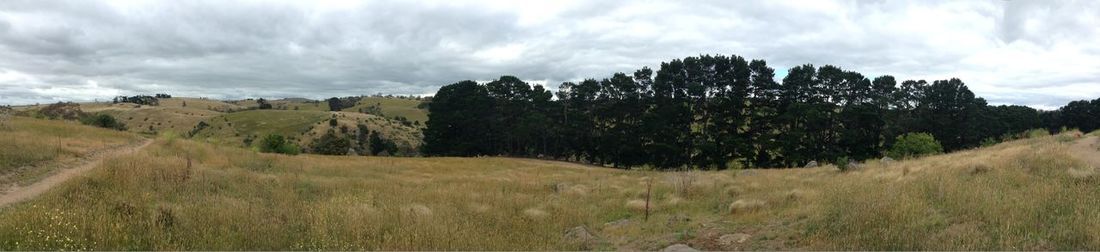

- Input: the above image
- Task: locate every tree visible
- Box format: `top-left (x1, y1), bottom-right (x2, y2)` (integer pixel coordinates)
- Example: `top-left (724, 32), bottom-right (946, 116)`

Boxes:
top-left (422, 80), bottom-right (495, 156)
top-left (311, 129), bottom-right (350, 155)
top-left (259, 134), bottom-right (299, 155)
top-left (887, 132), bottom-right (944, 159)
top-left (420, 53), bottom-right (1087, 170)
top-left (257, 98), bottom-right (272, 109)
top-left (327, 97), bottom-right (343, 111)
top-left (80, 113), bottom-right (126, 131)
top-left (368, 130), bottom-right (397, 156)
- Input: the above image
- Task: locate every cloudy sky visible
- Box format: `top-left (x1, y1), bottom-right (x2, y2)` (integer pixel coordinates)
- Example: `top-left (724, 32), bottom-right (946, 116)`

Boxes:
top-left (1, 0), bottom-right (1098, 109)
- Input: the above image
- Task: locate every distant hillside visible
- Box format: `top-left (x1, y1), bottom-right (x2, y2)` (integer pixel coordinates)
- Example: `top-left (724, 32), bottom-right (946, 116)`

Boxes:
top-left (13, 96), bottom-right (426, 155)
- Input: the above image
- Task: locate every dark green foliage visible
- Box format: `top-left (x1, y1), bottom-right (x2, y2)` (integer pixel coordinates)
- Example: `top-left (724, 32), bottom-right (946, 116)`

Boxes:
top-left (368, 130), bottom-right (397, 156)
top-left (835, 156), bottom-right (850, 171)
top-left (887, 133), bottom-right (944, 159)
top-left (257, 98), bottom-right (272, 109)
top-left (326, 96), bottom-right (361, 112)
top-left (422, 54), bottom-right (1073, 170)
top-left (422, 80), bottom-right (496, 156)
top-left (1056, 98), bottom-right (1100, 133)
top-left (188, 121), bottom-right (209, 137)
top-left (112, 95), bottom-right (159, 106)
top-left (259, 134), bottom-right (299, 155)
top-left (311, 129), bottom-right (350, 155)
top-left (328, 118), bottom-right (338, 127)
top-left (80, 113), bottom-right (127, 131)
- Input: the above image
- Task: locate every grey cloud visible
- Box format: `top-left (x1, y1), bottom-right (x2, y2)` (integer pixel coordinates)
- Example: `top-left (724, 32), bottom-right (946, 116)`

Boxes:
top-left (0, 0), bottom-right (1098, 109)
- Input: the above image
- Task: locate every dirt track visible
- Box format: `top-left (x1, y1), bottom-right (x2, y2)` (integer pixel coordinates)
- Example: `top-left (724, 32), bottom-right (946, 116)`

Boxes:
top-left (1069, 136), bottom-right (1100, 168)
top-left (0, 139), bottom-right (152, 208)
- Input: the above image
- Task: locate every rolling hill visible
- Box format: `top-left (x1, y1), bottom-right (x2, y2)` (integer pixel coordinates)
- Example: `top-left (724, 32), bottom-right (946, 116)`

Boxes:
top-left (2, 116), bottom-right (1099, 250)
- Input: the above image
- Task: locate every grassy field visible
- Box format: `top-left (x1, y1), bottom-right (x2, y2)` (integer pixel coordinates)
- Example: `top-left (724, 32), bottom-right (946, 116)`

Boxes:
top-left (343, 97), bottom-right (428, 124)
top-left (1, 119), bottom-right (1099, 250)
top-left (0, 117), bottom-right (143, 186)
top-left (191, 110), bottom-right (329, 147)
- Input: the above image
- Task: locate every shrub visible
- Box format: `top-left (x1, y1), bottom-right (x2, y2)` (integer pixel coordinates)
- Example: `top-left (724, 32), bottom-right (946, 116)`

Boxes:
top-left (835, 156), bottom-right (850, 171)
top-left (980, 137), bottom-right (999, 147)
top-left (328, 118), bottom-right (338, 127)
top-left (1023, 128), bottom-right (1050, 139)
top-left (312, 129), bottom-right (350, 155)
top-left (887, 133), bottom-right (944, 159)
top-left (80, 113), bottom-right (127, 131)
top-left (40, 102), bottom-right (86, 120)
top-left (259, 134), bottom-right (299, 155)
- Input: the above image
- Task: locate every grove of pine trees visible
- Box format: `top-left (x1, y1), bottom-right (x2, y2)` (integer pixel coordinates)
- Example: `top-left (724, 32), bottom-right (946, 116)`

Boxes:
top-left (423, 54), bottom-right (1090, 170)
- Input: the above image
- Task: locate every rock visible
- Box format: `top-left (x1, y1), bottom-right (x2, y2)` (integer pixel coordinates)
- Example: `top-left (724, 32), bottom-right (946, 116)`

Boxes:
top-left (522, 208), bottom-right (548, 219)
top-left (719, 233), bottom-right (752, 246)
top-left (564, 226), bottom-right (597, 244)
top-left (661, 244), bottom-right (699, 252)
top-left (880, 156), bottom-right (895, 163)
top-left (804, 161), bottom-right (818, 168)
top-left (347, 148), bottom-right (358, 156)
top-left (728, 199), bottom-right (766, 214)
top-left (604, 219), bottom-right (631, 228)
top-left (848, 161), bottom-right (862, 169)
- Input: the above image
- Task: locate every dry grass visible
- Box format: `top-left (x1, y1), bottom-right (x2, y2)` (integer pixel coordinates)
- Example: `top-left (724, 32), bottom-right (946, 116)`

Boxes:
top-left (0, 117), bottom-right (143, 185)
top-left (1, 123), bottom-right (1099, 250)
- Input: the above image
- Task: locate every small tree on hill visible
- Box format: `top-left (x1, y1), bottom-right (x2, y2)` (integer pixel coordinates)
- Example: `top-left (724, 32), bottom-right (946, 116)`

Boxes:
top-left (312, 129), bottom-right (351, 155)
top-left (259, 134), bottom-right (299, 155)
top-left (257, 98), bottom-right (273, 109)
top-left (887, 132), bottom-right (944, 159)
top-left (368, 130), bottom-right (398, 156)
top-left (80, 113), bottom-right (127, 131)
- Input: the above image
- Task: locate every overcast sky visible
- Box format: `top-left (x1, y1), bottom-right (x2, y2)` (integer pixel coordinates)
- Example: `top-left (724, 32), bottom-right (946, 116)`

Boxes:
top-left (1, 0), bottom-right (1098, 109)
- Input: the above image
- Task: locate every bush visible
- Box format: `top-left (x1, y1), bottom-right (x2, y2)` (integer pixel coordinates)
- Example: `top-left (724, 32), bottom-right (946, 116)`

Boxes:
top-left (312, 130), bottom-right (350, 155)
top-left (887, 133), bottom-right (944, 159)
top-left (258, 134), bottom-right (299, 155)
top-left (40, 102), bottom-right (86, 120)
top-left (80, 113), bottom-right (127, 131)
top-left (1023, 128), bottom-right (1050, 139)
top-left (835, 156), bottom-right (850, 171)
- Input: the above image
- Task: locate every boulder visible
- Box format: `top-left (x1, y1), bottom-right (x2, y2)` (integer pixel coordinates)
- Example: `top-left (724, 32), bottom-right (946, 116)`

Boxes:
top-left (564, 226), bottom-right (597, 244)
top-left (719, 233), bottom-right (752, 246)
top-left (804, 161), bottom-right (818, 168)
top-left (881, 156), bottom-right (895, 163)
top-left (661, 244), bottom-right (699, 252)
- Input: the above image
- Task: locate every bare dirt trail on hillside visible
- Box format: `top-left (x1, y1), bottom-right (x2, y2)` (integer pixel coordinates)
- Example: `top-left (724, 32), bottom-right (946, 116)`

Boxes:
top-left (0, 139), bottom-right (153, 208)
top-left (1069, 136), bottom-right (1100, 168)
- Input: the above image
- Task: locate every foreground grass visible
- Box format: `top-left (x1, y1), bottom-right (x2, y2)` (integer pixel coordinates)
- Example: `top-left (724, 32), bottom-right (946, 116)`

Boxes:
top-left (0, 117), bottom-right (142, 185)
top-left (0, 124), bottom-right (1098, 250)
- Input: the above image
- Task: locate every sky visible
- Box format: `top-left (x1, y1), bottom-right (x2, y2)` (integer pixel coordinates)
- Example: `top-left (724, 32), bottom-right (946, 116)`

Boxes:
top-left (0, 0), bottom-right (1098, 109)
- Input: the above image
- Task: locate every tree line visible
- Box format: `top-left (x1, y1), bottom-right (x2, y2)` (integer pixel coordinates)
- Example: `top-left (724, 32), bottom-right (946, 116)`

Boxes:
top-left (422, 54), bottom-right (1094, 169)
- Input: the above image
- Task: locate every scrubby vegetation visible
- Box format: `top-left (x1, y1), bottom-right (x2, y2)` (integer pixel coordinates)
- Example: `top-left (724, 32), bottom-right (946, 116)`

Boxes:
top-left (886, 132), bottom-right (944, 159)
top-left (79, 113), bottom-right (127, 131)
top-left (258, 134), bottom-right (299, 155)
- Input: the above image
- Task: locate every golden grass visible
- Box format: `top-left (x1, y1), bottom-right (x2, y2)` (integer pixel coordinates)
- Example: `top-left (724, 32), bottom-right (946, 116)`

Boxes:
top-left (1, 127), bottom-right (1099, 250)
top-left (0, 117), bottom-right (142, 185)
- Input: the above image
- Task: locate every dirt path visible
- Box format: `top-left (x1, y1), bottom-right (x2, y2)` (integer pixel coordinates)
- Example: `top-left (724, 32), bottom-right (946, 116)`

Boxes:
top-left (1069, 136), bottom-right (1100, 168)
top-left (0, 139), bottom-right (153, 208)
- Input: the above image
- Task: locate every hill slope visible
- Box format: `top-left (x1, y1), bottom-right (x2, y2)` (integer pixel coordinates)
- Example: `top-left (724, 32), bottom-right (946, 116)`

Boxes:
top-left (0, 127), bottom-right (1098, 250)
